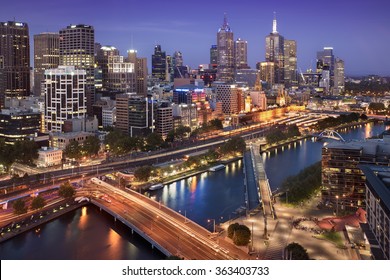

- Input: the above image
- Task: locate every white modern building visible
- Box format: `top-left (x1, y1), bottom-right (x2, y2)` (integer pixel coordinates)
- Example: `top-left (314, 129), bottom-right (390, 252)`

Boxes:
top-left (44, 66), bottom-right (87, 132)
top-left (36, 147), bottom-right (62, 168)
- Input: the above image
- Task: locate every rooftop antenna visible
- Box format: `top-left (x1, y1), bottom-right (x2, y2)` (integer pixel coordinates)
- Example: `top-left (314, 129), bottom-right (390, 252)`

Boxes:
top-left (272, 11), bottom-right (278, 34)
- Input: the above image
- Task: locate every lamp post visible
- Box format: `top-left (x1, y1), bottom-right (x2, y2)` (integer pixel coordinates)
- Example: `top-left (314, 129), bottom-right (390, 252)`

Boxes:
top-left (208, 219), bottom-right (215, 233)
top-left (336, 195), bottom-right (339, 216)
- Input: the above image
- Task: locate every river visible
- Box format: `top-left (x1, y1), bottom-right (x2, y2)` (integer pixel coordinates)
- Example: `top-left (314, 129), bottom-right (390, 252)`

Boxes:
top-left (0, 122), bottom-right (386, 259)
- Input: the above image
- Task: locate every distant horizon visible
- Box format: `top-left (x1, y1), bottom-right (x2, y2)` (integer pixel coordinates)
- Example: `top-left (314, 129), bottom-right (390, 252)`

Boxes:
top-left (2, 0), bottom-right (390, 77)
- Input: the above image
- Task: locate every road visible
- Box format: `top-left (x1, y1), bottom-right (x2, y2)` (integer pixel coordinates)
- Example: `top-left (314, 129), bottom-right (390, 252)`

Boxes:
top-left (86, 178), bottom-right (251, 260)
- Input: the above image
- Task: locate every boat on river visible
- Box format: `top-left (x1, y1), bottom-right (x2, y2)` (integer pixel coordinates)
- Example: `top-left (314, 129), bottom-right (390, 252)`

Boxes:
top-left (149, 183), bottom-right (164, 191)
top-left (208, 164), bottom-right (226, 172)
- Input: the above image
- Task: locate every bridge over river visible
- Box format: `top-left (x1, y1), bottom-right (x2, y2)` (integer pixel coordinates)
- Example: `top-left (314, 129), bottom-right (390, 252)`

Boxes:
top-left (85, 178), bottom-right (251, 260)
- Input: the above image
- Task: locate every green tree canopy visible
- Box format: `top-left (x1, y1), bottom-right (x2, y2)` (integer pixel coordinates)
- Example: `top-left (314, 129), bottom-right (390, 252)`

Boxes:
top-left (220, 136), bottom-right (246, 155)
top-left (0, 138), bottom-right (15, 170)
top-left (284, 242), bottom-right (310, 260)
top-left (31, 195), bottom-right (46, 210)
top-left (227, 223), bottom-right (251, 246)
top-left (209, 119), bottom-right (223, 130)
top-left (13, 139), bottom-right (39, 165)
top-left (13, 198), bottom-right (27, 215)
top-left (82, 136), bottom-right (101, 156)
top-left (64, 140), bottom-right (82, 160)
top-left (145, 132), bottom-right (164, 150)
top-left (134, 165), bottom-right (153, 182)
top-left (58, 182), bottom-right (76, 199)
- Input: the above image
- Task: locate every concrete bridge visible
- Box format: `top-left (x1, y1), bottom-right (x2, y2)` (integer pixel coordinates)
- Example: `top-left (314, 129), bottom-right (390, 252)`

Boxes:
top-left (85, 178), bottom-right (251, 260)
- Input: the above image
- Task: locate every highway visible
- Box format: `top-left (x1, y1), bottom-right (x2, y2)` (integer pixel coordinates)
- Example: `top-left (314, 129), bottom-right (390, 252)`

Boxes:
top-left (86, 178), bottom-right (250, 260)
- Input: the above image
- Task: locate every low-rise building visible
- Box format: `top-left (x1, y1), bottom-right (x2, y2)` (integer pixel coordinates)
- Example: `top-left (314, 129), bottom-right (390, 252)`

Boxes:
top-left (51, 131), bottom-right (94, 149)
top-left (36, 147), bottom-right (63, 167)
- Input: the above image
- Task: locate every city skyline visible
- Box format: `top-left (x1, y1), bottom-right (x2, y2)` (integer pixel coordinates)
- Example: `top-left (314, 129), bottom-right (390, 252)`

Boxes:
top-left (1, 0), bottom-right (390, 76)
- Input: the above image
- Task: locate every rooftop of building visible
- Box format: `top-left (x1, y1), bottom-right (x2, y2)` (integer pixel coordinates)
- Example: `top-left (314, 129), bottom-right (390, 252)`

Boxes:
top-left (359, 165), bottom-right (390, 214)
top-left (324, 140), bottom-right (390, 156)
top-left (51, 131), bottom-right (95, 139)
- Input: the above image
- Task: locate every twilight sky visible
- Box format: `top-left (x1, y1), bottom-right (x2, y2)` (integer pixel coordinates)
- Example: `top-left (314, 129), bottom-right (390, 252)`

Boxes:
top-left (2, 0), bottom-right (390, 76)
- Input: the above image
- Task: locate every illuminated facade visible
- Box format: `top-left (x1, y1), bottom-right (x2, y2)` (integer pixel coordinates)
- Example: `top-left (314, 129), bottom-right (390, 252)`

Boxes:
top-left (127, 50), bottom-right (148, 96)
top-left (235, 38), bottom-right (249, 69)
top-left (265, 14), bottom-right (284, 84)
top-left (33, 33), bottom-right (59, 96)
top-left (217, 14), bottom-right (234, 83)
top-left (0, 21), bottom-right (30, 107)
top-left (59, 24), bottom-right (95, 115)
top-left (44, 66), bottom-right (86, 133)
top-left (283, 39), bottom-right (297, 87)
top-left (152, 45), bottom-right (167, 81)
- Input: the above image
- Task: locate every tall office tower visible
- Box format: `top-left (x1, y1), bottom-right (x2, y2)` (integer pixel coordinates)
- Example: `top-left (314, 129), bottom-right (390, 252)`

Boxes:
top-left (115, 93), bottom-right (155, 137)
top-left (283, 39), bottom-right (297, 87)
top-left (217, 14), bottom-right (235, 83)
top-left (166, 55), bottom-right (172, 82)
top-left (156, 101), bottom-right (173, 139)
top-left (265, 14), bottom-right (284, 85)
top-left (259, 62), bottom-right (275, 87)
top-left (106, 55), bottom-right (136, 93)
top-left (33, 33), bottom-right (59, 96)
top-left (317, 47), bottom-right (335, 92)
top-left (333, 58), bottom-right (345, 95)
top-left (172, 51), bottom-right (188, 79)
top-left (210, 45), bottom-right (218, 65)
top-left (59, 24), bottom-right (95, 116)
top-left (0, 55), bottom-right (5, 100)
top-left (235, 38), bottom-right (249, 70)
top-left (152, 45), bottom-right (167, 81)
top-left (216, 84), bottom-right (238, 115)
top-left (127, 50), bottom-right (148, 96)
top-left (0, 21), bottom-right (30, 107)
top-left (44, 66), bottom-right (86, 132)
top-left (173, 51), bottom-right (183, 67)
top-left (96, 46), bottom-right (120, 90)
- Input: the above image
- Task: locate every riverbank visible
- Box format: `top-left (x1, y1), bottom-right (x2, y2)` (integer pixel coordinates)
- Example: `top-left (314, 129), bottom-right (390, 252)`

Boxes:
top-left (0, 200), bottom-right (87, 244)
top-left (137, 156), bottom-right (243, 192)
top-left (260, 120), bottom-right (374, 153)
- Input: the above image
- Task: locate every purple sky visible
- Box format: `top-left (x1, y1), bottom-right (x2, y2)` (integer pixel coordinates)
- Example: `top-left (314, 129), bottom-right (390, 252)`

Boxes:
top-left (2, 0), bottom-right (390, 76)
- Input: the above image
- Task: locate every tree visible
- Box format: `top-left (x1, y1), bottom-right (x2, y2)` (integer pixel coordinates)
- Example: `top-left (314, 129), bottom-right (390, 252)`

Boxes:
top-left (175, 126), bottom-right (191, 140)
top-left (209, 119), bottom-right (223, 130)
top-left (220, 136), bottom-right (246, 155)
top-left (82, 136), bottom-right (101, 156)
top-left (227, 223), bottom-right (251, 246)
top-left (64, 140), bottom-right (82, 160)
top-left (134, 166), bottom-right (153, 182)
top-left (0, 138), bottom-right (15, 170)
top-left (145, 132), bottom-right (164, 150)
top-left (13, 139), bottom-right (39, 165)
top-left (31, 195), bottom-right (46, 210)
top-left (58, 182), bottom-right (75, 199)
top-left (284, 242), bottom-right (310, 260)
top-left (13, 199), bottom-right (27, 215)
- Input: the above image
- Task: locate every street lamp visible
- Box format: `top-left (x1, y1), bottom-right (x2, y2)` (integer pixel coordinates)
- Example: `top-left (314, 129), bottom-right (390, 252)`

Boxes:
top-left (335, 195), bottom-right (339, 216)
top-left (208, 219), bottom-right (215, 233)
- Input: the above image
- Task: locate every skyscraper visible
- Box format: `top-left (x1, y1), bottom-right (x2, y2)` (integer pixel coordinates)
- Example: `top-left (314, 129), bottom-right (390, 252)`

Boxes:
top-left (152, 45), bottom-right (167, 81)
top-left (235, 38), bottom-right (249, 69)
top-left (59, 24), bottom-right (95, 115)
top-left (316, 47), bottom-right (335, 92)
top-left (0, 21), bottom-right (30, 107)
top-left (96, 45), bottom-right (120, 91)
top-left (44, 66), bottom-right (86, 132)
top-left (127, 50), bottom-right (148, 96)
top-left (217, 14), bottom-right (234, 83)
top-left (283, 39), bottom-right (297, 87)
top-left (265, 14), bottom-right (284, 85)
top-left (210, 45), bottom-right (218, 65)
top-left (33, 33), bottom-right (59, 96)
top-left (333, 58), bottom-right (345, 95)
